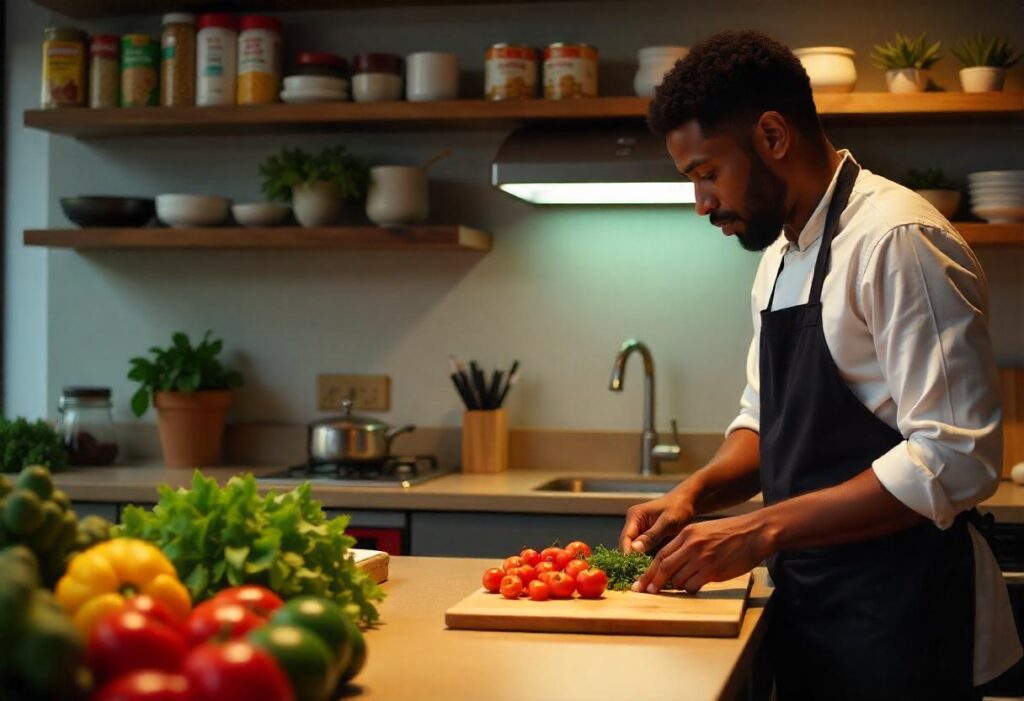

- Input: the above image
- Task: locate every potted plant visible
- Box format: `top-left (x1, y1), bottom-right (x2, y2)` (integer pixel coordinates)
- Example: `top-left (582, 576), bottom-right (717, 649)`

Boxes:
top-left (259, 146), bottom-right (369, 227)
top-left (903, 167), bottom-right (961, 219)
top-left (871, 32), bottom-right (942, 93)
top-left (953, 35), bottom-right (1021, 92)
top-left (128, 331), bottom-right (244, 467)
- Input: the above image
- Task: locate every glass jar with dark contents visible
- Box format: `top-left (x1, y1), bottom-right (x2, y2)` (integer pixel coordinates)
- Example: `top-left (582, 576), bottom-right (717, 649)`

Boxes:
top-left (57, 387), bottom-right (119, 466)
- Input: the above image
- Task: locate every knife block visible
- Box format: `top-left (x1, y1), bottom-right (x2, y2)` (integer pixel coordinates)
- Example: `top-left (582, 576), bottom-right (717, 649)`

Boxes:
top-left (462, 409), bottom-right (508, 473)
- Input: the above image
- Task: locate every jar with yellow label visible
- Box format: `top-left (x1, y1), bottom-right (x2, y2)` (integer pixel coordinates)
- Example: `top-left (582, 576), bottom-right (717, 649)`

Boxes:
top-left (237, 15), bottom-right (282, 105)
top-left (41, 27), bottom-right (87, 108)
top-left (121, 34), bottom-right (160, 107)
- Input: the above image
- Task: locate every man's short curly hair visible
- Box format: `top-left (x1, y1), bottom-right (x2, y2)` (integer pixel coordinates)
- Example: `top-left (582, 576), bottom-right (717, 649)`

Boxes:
top-left (648, 30), bottom-right (822, 142)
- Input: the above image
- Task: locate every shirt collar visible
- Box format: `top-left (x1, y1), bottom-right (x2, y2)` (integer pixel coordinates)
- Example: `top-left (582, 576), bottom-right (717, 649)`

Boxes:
top-left (778, 150), bottom-right (856, 255)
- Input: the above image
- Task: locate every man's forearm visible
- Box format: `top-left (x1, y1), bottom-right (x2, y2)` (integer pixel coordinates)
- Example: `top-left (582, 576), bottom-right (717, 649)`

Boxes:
top-left (681, 428), bottom-right (762, 515)
top-left (754, 466), bottom-right (926, 553)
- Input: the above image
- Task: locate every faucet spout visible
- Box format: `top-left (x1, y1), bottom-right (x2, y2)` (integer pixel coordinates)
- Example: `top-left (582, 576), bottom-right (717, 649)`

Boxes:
top-left (609, 339), bottom-right (661, 475)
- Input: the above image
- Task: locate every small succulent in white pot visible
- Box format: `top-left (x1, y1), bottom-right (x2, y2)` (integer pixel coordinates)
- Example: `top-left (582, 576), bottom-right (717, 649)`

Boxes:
top-left (953, 35), bottom-right (1020, 92)
top-left (259, 146), bottom-right (369, 227)
top-left (903, 167), bottom-right (961, 220)
top-left (871, 32), bottom-right (942, 93)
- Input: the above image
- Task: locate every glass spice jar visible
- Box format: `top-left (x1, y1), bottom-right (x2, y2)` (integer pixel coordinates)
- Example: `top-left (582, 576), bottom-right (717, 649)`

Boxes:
top-left (57, 387), bottom-right (119, 467)
top-left (89, 34), bottom-right (119, 108)
top-left (161, 13), bottom-right (196, 106)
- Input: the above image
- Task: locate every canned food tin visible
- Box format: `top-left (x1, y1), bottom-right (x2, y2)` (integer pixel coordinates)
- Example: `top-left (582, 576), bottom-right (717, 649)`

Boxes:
top-left (543, 42), bottom-right (597, 99)
top-left (41, 27), bottom-right (87, 108)
top-left (484, 43), bottom-right (537, 100)
top-left (121, 34), bottom-right (160, 107)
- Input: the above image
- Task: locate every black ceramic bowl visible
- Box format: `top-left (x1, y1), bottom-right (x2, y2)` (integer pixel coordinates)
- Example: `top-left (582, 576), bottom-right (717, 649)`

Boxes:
top-left (60, 196), bottom-right (156, 228)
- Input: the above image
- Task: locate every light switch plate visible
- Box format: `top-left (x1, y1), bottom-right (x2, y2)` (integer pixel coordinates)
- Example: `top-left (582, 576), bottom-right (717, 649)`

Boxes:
top-left (317, 375), bottom-right (391, 411)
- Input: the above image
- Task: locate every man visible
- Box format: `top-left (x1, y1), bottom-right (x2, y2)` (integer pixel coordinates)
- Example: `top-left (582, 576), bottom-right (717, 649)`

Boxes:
top-left (619, 30), bottom-right (1022, 700)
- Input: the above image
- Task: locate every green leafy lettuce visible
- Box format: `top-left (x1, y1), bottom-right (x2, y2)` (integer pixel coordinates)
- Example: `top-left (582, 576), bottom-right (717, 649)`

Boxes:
top-left (116, 471), bottom-right (383, 625)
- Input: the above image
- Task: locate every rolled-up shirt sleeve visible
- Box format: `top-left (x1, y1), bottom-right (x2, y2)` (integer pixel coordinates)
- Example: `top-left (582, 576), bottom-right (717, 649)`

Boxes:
top-left (862, 224), bottom-right (1003, 529)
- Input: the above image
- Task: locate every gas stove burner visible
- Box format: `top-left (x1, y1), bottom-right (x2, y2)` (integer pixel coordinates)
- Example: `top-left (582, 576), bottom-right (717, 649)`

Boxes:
top-left (264, 454), bottom-right (453, 488)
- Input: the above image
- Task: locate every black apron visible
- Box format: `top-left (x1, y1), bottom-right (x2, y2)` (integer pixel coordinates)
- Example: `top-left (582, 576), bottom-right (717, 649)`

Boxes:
top-left (760, 158), bottom-right (976, 701)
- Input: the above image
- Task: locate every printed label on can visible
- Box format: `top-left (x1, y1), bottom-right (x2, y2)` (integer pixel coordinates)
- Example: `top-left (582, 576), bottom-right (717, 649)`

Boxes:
top-left (42, 40), bottom-right (85, 107)
top-left (543, 44), bottom-right (598, 99)
top-left (485, 45), bottom-right (537, 100)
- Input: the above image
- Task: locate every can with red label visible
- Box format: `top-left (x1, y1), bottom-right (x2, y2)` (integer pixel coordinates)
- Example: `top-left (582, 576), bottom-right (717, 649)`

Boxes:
top-left (543, 42), bottom-right (597, 99)
top-left (484, 44), bottom-right (537, 100)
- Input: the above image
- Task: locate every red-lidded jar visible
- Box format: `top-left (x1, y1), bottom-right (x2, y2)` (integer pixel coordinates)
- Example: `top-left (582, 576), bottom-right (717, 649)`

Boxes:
top-left (352, 52), bottom-right (402, 76)
top-left (294, 52), bottom-right (349, 79)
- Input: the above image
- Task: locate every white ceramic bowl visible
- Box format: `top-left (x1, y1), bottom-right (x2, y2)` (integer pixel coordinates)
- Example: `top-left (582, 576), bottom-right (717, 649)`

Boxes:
top-left (156, 194), bottom-right (230, 228)
top-left (352, 73), bottom-right (403, 103)
top-left (283, 75), bottom-right (349, 93)
top-left (231, 203), bottom-right (291, 227)
top-left (915, 189), bottom-right (961, 219)
top-left (967, 170), bottom-right (1024, 183)
top-left (971, 205), bottom-right (1024, 223)
top-left (793, 47), bottom-right (857, 93)
top-left (281, 89), bottom-right (349, 104)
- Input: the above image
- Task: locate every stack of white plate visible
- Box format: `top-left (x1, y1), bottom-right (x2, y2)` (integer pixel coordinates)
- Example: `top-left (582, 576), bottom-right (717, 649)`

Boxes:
top-left (280, 75), bottom-right (350, 104)
top-left (967, 171), bottom-right (1024, 223)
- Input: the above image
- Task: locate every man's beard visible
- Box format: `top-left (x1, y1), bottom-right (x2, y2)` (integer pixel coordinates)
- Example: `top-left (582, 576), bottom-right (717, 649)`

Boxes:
top-left (711, 149), bottom-right (788, 253)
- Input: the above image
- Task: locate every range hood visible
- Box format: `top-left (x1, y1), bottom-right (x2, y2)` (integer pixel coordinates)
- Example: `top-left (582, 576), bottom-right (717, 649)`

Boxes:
top-left (491, 126), bottom-right (695, 205)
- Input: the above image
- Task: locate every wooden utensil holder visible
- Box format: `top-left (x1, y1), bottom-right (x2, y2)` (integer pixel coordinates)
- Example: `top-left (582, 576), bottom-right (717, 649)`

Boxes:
top-left (462, 409), bottom-right (508, 473)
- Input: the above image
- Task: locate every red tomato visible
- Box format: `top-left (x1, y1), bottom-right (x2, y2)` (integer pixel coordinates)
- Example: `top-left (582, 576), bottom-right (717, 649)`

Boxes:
top-left (511, 564), bottom-right (537, 585)
top-left (519, 548), bottom-right (541, 567)
top-left (541, 547), bottom-right (572, 571)
top-left (538, 571), bottom-right (557, 586)
top-left (535, 561), bottom-right (556, 577)
top-left (482, 567), bottom-right (504, 592)
top-left (125, 594), bottom-right (187, 636)
top-left (93, 671), bottom-right (191, 701)
top-left (212, 586), bottom-right (284, 618)
top-left (547, 571), bottom-right (576, 599)
top-left (564, 558), bottom-right (589, 580)
top-left (565, 541), bottom-right (592, 559)
top-left (576, 568), bottom-right (609, 599)
top-left (87, 611), bottom-right (188, 684)
top-left (499, 575), bottom-right (523, 599)
top-left (527, 580), bottom-right (550, 601)
top-left (502, 555), bottom-right (524, 572)
top-left (185, 600), bottom-right (265, 647)
top-left (183, 641), bottom-right (295, 701)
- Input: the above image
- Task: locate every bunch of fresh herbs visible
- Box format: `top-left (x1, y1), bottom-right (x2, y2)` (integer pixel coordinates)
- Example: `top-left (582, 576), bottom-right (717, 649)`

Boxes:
top-left (0, 418), bottom-right (68, 473)
top-left (259, 146), bottom-right (370, 204)
top-left (116, 471), bottom-right (384, 625)
top-left (586, 544), bottom-right (653, 591)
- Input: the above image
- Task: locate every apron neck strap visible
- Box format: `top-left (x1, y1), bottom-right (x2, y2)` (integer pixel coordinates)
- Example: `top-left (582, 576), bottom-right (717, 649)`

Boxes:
top-left (808, 157), bottom-right (860, 305)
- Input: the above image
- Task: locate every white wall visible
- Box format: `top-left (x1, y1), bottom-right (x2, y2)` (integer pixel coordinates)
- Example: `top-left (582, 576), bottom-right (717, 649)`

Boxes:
top-left (6, 0), bottom-right (1024, 436)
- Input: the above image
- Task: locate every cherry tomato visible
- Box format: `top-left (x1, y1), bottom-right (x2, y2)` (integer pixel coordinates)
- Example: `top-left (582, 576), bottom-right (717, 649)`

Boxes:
top-left (541, 547), bottom-right (572, 571)
top-left (511, 564), bottom-right (537, 585)
top-left (213, 586), bottom-right (284, 618)
top-left (527, 580), bottom-right (550, 601)
top-left (499, 575), bottom-right (523, 599)
top-left (547, 571), bottom-right (576, 599)
top-left (88, 611), bottom-right (188, 684)
top-left (519, 548), bottom-right (541, 567)
top-left (185, 600), bottom-right (265, 647)
top-left (183, 641), bottom-right (295, 701)
top-left (482, 567), bottom-right (504, 593)
top-left (535, 561), bottom-right (556, 578)
top-left (538, 571), bottom-right (557, 586)
top-left (565, 541), bottom-right (592, 559)
top-left (576, 568), bottom-right (609, 599)
top-left (564, 558), bottom-right (588, 580)
top-left (93, 671), bottom-right (191, 701)
top-left (502, 556), bottom-right (524, 572)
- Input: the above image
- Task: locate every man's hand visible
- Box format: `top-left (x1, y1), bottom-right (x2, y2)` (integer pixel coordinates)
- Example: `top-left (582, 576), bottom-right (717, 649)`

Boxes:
top-left (618, 488), bottom-right (698, 555)
top-left (632, 512), bottom-right (774, 593)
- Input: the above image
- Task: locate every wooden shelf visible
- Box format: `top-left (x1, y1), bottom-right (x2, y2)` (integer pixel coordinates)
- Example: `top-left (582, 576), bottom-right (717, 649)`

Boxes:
top-left (30, 0), bottom-right (581, 18)
top-left (955, 223), bottom-right (1024, 247)
top-left (23, 226), bottom-right (492, 251)
top-left (23, 93), bottom-right (1024, 139)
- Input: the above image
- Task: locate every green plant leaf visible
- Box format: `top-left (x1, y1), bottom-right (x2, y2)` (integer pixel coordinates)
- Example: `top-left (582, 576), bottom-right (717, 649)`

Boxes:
top-left (130, 388), bottom-right (150, 417)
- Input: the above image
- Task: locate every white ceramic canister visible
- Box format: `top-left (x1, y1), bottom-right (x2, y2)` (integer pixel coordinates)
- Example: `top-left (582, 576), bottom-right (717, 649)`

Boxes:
top-left (633, 45), bottom-right (688, 97)
top-left (366, 166), bottom-right (429, 226)
top-left (196, 13), bottom-right (238, 106)
top-left (406, 51), bottom-right (459, 101)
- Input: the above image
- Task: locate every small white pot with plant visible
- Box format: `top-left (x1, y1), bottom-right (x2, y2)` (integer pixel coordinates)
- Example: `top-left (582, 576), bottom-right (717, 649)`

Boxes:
top-left (953, 34), bottom-right (1020, 92)
top-left (903, 167), bottom-right (961, 220)
top-left (871, 32), bottom-right (942, 93)
top-left (259, 146), bottom-right (369, 228)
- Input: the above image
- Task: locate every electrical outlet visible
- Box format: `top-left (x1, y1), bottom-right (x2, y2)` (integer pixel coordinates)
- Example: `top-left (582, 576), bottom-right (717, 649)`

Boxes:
top-left (317, 375), bottom-right (391, 411)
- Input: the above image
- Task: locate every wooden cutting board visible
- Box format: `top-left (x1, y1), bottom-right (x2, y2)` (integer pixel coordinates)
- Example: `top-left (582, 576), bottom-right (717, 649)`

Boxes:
top-left (445, 571), bottom-right (752, 637)
top-left (352, 548), bottom-right (389, 584)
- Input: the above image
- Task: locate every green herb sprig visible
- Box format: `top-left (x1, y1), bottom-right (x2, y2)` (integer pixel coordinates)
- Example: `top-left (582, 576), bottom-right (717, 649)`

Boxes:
top-left (586, 544), bottom-right (653, 591)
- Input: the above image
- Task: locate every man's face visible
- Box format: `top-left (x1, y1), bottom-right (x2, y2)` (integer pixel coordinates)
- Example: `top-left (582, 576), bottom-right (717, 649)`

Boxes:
top-left (666, 120), bottom-right (787, 252)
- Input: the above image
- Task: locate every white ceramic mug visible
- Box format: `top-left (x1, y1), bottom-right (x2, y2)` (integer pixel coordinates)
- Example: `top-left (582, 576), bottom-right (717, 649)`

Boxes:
top-left (366, 166), bottom-right (429, 226)
top-left (406, 52), bottom-right (459, 102)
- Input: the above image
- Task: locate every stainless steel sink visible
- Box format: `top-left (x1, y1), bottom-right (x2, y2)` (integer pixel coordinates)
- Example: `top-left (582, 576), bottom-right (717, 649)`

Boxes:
top-left (532, 477), bottom-right (680, 494)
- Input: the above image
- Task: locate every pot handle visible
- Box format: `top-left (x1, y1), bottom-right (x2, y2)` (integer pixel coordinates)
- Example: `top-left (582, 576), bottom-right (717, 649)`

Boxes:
top-left (385, 424), bottom-right (416, 449)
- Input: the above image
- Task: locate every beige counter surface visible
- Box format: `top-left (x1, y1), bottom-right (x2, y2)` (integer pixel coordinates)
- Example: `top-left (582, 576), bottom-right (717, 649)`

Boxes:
top-left (53, 466), bottom-right (1024, 523)
top-left (355, 557), bottom-right (771, 701)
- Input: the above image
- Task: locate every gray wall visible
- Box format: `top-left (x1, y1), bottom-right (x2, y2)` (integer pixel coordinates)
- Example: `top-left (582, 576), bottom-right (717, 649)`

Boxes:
top-left (5, 0), bottom-right (1024, 438)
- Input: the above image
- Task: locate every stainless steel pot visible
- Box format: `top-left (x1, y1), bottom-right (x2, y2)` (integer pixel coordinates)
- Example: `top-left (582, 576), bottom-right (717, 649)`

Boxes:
top-left (308, 398), bottom-right (415, 462)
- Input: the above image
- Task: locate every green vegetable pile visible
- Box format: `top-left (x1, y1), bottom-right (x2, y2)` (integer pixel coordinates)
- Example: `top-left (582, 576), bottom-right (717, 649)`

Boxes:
top-left (0, 417), bottom-right (68, 474)
top-left (116, 471), bottom-right (384, 625)
top-left (586, 544), bottom-right (653, 591)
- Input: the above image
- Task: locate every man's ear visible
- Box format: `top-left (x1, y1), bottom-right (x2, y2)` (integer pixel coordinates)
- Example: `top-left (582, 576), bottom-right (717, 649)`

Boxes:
top-left (753, 111), bottom-right (790, 162)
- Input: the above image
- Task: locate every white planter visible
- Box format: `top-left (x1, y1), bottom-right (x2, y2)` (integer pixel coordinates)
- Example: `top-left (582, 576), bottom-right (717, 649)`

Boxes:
top-left (633, 46), bottom-right (689, 97)
top-left (793, 46), bottom-right (857, 93)
top-left (291, 181), bottom-right (343, 227)
top-left (885, 68), bottom-right (928, 93)
top-left (915, 189), bottom-right (961, 219)
top-left (959, 66), bottom-right (1006, 93)
top-left (366, 166), bottom-right (429, 226)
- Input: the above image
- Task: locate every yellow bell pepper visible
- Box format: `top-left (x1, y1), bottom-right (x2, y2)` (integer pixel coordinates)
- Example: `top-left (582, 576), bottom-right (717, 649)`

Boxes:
top-left (55, 538), bottom-right (191, 636)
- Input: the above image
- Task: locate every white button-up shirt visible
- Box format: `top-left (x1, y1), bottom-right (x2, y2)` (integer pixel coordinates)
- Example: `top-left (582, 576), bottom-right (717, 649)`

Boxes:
top-left (726, 151), bottom-right (1022, 683)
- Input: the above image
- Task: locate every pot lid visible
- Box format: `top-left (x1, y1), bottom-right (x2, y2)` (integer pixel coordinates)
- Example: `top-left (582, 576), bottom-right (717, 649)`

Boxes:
top-left (312, 398), bottom-right (389, 432)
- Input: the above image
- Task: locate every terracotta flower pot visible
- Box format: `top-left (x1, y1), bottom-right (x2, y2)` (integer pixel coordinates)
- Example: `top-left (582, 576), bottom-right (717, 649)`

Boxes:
top-left (154, 390), bottom-right (232, 467)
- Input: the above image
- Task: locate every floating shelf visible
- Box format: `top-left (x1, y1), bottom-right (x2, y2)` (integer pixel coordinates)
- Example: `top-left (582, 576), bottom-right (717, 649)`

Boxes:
top-left (23, 93), bottom-right (1024, 139)
top-left (953, 223), bottom-right (1024, 247)
top-left (23, 226), bottom-right (492, 251)
top-left (30, 0), bottom-right (580, 17)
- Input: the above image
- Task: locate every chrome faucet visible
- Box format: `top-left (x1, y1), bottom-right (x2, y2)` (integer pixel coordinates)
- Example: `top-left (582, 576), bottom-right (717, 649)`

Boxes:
top-left (608, 339), bottom-right (681, 476)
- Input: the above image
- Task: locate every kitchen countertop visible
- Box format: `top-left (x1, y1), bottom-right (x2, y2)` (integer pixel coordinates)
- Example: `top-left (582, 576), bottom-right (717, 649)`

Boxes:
top-left (354, 557), bottom-right (772, 701)
top-left (53, 466), bottom-right (1024, 523)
